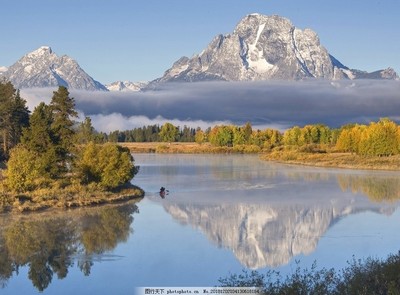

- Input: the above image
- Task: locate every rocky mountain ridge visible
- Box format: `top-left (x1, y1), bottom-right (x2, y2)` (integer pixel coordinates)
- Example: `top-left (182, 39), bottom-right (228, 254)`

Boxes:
top-left (153, 14), bottom-right (398, 84)
top-left (0, 46), bottom-right (107, 91)
top-left (1, 14), bottom-right (398, 91)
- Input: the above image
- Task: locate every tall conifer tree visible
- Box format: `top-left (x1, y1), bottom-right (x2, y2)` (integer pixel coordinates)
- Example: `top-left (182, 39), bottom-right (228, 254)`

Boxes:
top-left (49, 86), bottom-right (78, 171)
top-left (21, 102), bottom-right (54, 154)
top-left (0, 81), bottom-right (30, 157)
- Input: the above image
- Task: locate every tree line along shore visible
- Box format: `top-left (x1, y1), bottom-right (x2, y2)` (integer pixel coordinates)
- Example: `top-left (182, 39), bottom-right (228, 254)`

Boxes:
top-left (115, 118), bottom-right (400, 170)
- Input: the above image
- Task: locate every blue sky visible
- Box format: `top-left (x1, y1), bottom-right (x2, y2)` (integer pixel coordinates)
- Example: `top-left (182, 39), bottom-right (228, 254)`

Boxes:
top-left (1, 0), bottom-right (399, 84)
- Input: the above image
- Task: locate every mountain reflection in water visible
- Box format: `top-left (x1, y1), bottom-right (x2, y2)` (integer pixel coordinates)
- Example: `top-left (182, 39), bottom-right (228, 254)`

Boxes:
top-left (0, 201), bottom-right (139, 291)
top-left (146, 160), bottom-right (400, 269)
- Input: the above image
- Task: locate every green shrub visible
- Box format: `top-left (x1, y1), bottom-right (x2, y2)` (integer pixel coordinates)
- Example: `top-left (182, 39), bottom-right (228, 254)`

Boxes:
top-left (75, 143), bottom-right (139, 190)
top-left (219, 252), bottom-right (400, 295)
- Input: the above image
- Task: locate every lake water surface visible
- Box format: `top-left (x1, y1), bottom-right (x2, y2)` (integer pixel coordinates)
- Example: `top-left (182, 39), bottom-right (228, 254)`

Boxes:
top-left (1, 154), bottom-right (400, 294)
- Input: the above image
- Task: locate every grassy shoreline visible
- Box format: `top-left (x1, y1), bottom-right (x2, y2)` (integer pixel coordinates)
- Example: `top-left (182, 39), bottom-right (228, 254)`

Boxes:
top-left (261, 150), bottom-right (400, 171)
top-left (119, 142), bottom-right (262, 154)
top-left (0, 184), bottom-right (144, 213)
top-left (120, 142), bottom-right (400, 171)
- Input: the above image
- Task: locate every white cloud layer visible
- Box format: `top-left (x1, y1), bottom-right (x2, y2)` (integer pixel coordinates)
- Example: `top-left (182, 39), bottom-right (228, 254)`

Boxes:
top-left (20, 80), bottom-right (400, 132)
top-left (89, 113), bottom-right (233, 133)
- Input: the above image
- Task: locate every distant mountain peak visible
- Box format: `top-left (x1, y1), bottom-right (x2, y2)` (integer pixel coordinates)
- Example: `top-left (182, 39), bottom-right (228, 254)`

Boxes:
top-left (2, 46), bottom-right (107, 91)
top-left (106, 80), bottom-right (148, 92)
top-left (380, 67), bottom-right (399, 79)
top-left (152, 13), bottom-right (398, 84)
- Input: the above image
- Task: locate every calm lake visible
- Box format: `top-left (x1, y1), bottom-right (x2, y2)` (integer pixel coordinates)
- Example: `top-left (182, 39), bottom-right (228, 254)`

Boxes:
top-left (1, 154), bottom-right (400, 294)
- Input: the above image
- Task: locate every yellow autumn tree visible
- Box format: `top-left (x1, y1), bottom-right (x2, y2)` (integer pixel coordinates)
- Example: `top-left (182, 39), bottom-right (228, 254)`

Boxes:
top-left (336, 125), bottom-right (365, 153)
top-left (358, 118), bottom-right (399, 156)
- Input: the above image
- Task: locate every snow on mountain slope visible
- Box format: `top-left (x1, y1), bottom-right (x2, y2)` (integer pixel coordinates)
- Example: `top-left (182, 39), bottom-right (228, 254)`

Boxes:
top-left (2, 46), bottom-right (107, 91)
top-left (154, 14), bottom-right (398, 84)
top-left (106, 81), bottom-right (148, 92)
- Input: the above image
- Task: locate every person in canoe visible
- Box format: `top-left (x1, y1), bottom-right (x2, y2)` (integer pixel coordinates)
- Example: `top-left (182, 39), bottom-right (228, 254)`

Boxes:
top-left (159, 187), bottom-right (169, 198)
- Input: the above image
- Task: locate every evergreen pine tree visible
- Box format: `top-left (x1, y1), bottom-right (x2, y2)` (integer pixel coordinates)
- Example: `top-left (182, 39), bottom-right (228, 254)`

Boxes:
top-left (20, 102), bottom-right (59, 178)
top-left (49, 86), bottom-right (78, 173)
top-left (76, 116), bottom-right (95, 144)
top-left (0, 81), bottom-right (30, 157)
top-left (21, 103), bottom-right (54, 154)
top-left (50, 86), bottom-right (78, 149)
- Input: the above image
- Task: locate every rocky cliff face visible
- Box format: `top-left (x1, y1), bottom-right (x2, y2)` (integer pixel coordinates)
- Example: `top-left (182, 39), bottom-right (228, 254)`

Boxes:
top-left (155, 14), bottom-right (398, 83)
top-left (0, 46), bottom-right (107, 91)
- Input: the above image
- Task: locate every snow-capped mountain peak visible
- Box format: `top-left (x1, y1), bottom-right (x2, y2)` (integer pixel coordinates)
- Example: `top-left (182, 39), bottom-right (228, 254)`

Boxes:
top-left (2, 46), bottom-right (107, 91)
top-left (27, 46), bottom-right (53, 57)
top-left (106, 81), bottom-right (149, 92)
top-left (153, 13), bottom-right (398, 84)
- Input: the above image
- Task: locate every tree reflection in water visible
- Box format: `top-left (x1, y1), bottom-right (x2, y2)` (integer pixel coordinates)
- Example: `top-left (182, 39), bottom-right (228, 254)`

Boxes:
top-left (338, 174), bottom-right (400, 203)
top-left (0, 201), bottom-right (139, 291)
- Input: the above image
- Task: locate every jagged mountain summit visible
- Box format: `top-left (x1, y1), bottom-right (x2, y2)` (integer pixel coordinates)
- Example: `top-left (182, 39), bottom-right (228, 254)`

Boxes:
top-left (106, 81), bottom-right (148, 92)
top-left (155, 14), bottom-right (398, 83)
top-left (0, 46), bottom-right (107, 91)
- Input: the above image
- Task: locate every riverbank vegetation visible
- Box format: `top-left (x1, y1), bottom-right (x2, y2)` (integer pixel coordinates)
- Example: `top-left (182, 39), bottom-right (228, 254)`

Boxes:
top-left (219, 252), bottom-right (400, 294)
top-left (107, 119), bottom-right (400, 157)
top-left (0, 82), bottom-right (142, 213)
top-left (114, 119), bottom-right (400, 170)
top-left (261, 150), bottom-right (400, 170)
